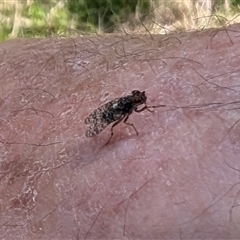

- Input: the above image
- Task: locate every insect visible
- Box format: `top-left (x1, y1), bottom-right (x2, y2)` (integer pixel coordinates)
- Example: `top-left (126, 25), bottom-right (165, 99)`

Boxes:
top-left (84, 90), bottom-right (165, 144)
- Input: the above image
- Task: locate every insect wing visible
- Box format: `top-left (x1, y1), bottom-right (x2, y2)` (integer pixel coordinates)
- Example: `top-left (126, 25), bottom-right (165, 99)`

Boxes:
top-left (84, 103), bottom-right (111, 137)
top-left (84, 103), bottom-right (107, 124)
top-left (85, 120), bottom-right (111, 137)
top-left (84, 99), bottom-right (125, 137)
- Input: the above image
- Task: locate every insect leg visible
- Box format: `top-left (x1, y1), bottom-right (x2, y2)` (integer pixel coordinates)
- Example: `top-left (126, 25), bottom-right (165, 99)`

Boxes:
top-left (123, 114), bottom-right (138, 136)
top-left (135, 104), bottom-right (166, 113)
top-left (105, 114), bottom-right (126, 145)
top-left (135, 105), bottom-right (152, 113)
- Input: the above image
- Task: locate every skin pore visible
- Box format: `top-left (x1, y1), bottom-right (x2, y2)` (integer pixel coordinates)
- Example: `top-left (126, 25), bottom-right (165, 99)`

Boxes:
top-left (0, 24), bottom-right (240, 239)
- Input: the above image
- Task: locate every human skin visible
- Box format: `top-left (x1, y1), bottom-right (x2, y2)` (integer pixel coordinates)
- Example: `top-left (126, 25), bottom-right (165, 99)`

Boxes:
top-left (0, 24), bottom-right (240, 239)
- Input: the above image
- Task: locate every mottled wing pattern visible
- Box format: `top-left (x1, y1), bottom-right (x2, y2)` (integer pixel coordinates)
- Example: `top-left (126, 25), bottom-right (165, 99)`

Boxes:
top-left (84, 99), bottom-right (124, 137)
top-left (84, 107), bottom-right (103, 125)
top-left (85, 120), bottom-right (111, 137)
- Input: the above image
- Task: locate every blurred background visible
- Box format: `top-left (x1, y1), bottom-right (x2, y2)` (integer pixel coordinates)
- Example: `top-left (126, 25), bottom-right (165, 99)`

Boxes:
top-left (0, 0), bottom-right (240, 42)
